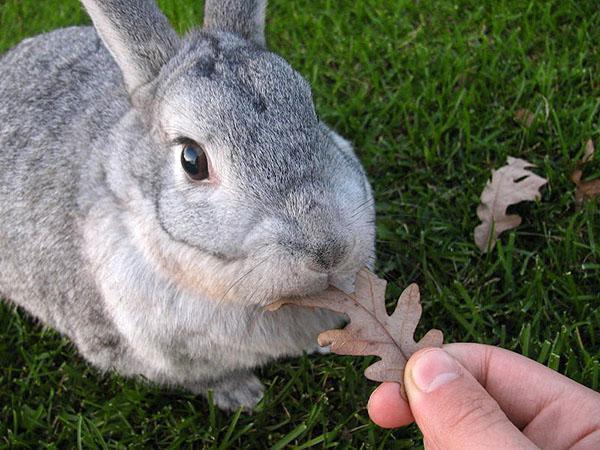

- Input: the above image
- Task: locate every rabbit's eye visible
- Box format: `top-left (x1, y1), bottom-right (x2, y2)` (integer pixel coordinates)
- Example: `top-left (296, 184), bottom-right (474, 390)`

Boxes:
top-left (181, 143), bottom-right (210, 181)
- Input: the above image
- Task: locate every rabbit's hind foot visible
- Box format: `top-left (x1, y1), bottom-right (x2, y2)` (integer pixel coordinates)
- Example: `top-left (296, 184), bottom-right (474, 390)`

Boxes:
top-left (199, 371), bottom-right (265, 412)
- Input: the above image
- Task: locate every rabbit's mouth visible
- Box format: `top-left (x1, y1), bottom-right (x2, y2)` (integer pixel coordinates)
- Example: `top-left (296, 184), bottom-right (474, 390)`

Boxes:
top-left (328, 273), bottom-right (357, 294)
top-left (268, 270), bottom-right (359, 304)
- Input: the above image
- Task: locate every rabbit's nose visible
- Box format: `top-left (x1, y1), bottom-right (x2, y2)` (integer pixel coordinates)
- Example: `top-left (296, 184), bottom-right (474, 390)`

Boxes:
top-left (305, 241), bottom-right (347, 273)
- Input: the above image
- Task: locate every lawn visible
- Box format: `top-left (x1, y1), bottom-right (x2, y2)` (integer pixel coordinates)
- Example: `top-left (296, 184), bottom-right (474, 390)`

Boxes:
top-left (1, 0), bottom-right (598, 448)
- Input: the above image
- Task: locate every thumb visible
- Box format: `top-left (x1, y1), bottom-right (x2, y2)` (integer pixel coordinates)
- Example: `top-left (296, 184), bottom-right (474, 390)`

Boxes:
top-left (404, 348), bottom-right (537, 450)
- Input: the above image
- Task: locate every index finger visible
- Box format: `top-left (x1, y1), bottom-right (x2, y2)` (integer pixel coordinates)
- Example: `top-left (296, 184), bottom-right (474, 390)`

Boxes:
top-left (367, 381), bottom-right (414, 428)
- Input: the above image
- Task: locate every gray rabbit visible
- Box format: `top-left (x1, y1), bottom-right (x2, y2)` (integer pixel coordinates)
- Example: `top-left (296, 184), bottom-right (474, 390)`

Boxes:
top-left (0, 0), bottom-right (375, 410)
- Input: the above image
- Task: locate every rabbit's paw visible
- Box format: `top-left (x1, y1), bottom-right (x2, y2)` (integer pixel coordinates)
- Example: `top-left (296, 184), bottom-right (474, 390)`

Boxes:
top-left (308, 344), bottom-right (331, 355)
top-left (211, 372), bottom-right (264, 412)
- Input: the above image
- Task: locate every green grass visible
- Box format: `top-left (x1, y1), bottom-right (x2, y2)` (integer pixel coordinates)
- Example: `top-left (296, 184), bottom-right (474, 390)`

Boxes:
top-left (1, 0), bottom-right (599, 448)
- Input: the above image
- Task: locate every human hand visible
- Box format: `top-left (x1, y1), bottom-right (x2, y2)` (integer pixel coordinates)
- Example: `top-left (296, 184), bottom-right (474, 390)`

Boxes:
top-left (367, 343), bottom-right (600, 449)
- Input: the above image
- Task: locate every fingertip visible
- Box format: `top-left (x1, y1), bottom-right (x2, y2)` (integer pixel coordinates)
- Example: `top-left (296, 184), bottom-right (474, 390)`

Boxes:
top-left (367, 382), bottom-right (414, 428)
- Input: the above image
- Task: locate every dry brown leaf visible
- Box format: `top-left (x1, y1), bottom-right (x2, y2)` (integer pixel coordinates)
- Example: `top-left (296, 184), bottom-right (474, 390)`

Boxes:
top-left (571, 139), bottom-right (600, 205)
top-left (474, 157), bottom-right (547, 253)
top-left (514, 109), bottom-right (535, 128)
top-left (576, 181), bottom-right (600, 203)
top-left (267, 268), bottom-right (443, 383)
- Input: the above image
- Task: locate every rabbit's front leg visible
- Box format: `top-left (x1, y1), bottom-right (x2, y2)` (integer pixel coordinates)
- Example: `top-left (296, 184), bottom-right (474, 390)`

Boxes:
top-left (301, 309), bottom-right (346, 356)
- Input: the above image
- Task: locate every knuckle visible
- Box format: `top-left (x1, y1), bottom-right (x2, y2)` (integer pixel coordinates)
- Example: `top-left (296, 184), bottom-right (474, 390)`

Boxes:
top-left (444, 392), bottom-right (505, 434)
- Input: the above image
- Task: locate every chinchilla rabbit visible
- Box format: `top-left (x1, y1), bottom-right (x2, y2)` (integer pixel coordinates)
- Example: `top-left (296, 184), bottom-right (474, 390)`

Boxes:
top-left (0, 0), bottom-right (375, 410)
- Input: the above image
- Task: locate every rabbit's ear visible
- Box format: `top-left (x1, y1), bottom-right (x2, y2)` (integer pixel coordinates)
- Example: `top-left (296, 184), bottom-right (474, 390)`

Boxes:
top-left (203, 0), bottom-right (267, 47)
top-left (81, 0), bottom-right (180, 93)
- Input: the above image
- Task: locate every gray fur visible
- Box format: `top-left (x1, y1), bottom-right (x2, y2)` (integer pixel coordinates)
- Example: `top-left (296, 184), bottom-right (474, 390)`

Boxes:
top-left (0, 0), bottom-right (375, 411)
top-left (81, 0), bottom-right (180, 94)
top-left (203, 0), bottom-right (267, 47)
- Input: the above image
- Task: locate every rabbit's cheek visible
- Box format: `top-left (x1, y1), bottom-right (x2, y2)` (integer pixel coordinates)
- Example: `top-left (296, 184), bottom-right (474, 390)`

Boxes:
top-left (117, 202), bottom-right (244, 303)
